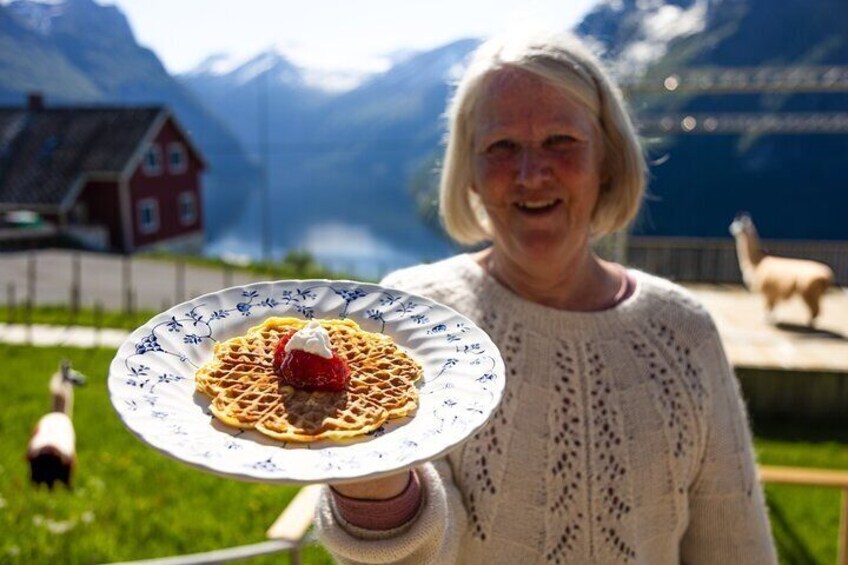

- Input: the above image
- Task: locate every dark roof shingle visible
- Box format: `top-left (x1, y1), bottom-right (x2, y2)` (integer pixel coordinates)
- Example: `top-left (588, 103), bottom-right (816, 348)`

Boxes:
top-left (0, 106), bottom-right (163, 209)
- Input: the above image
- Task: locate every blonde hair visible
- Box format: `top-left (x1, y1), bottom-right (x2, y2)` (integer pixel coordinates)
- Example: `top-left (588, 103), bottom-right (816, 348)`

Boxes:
top-left (440, 30), bottom-right (646, 245)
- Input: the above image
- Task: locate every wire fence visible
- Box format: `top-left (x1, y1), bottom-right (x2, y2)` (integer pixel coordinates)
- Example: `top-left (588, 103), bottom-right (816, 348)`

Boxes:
top-left (0, 250), bottom-right (278, 321)
top-left (1, 241), bottom-right (846, 327)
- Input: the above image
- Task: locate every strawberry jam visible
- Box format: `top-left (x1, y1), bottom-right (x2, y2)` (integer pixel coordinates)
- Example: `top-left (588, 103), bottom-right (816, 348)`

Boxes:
top-left (273, 331), bottom-right (350, 392)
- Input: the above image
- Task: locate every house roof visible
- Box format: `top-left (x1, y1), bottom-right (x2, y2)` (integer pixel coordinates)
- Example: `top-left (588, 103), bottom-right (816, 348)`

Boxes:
top-left (0, 106), bottom-right (184, 212)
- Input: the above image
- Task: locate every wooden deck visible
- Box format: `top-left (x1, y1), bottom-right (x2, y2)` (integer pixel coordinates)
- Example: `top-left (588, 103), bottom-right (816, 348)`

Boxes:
top-left (685, 283), bottom-right (848, 374)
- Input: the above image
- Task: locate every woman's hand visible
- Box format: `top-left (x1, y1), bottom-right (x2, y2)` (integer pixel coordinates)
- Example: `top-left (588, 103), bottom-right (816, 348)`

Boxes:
top-left (331, 469), bottom-right (413, 500)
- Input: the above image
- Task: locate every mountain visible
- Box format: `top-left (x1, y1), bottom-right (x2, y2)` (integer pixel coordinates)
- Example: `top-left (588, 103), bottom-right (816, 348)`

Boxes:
top-left (1, 0), bottom-right (843, 274)
top-left (579, 0), bottom-right (710, 76)
top-left (0, 0), bottom-right (262, 244)
top-left (183, 0), bottom-right (846, 274)
top-left (181, 39), bottom-right (479, 270)
top-left (578, 0), bottom-right (848, 240)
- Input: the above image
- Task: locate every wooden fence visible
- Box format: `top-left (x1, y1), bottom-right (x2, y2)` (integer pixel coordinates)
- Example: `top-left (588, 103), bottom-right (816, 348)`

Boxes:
top-left (760, 466), bottom-right (848, 565)
top-left (625, 237), bottom-right (848, 286)
top-left (1, 240), bottom-right (846, 318)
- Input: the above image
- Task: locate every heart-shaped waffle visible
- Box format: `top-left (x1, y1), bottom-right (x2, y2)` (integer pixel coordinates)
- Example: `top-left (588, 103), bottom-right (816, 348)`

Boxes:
top-left (196, 317), bottom-right (423, 442)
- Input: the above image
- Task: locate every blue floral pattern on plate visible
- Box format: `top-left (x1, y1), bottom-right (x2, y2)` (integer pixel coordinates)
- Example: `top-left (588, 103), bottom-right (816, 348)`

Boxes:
top-left (108, 279), bottom-right (505, 484)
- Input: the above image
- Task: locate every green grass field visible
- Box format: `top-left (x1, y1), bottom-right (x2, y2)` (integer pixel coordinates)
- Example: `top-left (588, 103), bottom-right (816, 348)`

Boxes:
top-left (0, 344), bottom-right (332, 564)
top-left (753, 418), bottom-right (848, 564)
top-left (1, 304), bottom-right (158, 330)
top-left (1, 343), bottom-right (845, 564)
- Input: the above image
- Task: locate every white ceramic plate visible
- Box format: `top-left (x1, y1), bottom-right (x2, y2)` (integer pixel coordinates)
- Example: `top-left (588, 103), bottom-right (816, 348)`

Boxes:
top-left (109, 279), bottom-right (505, 484)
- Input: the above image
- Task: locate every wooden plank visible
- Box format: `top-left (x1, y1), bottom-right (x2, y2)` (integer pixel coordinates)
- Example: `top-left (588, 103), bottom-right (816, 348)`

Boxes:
top-left (266, 484), bottom-right (324, 541)
top-left (759, 465), bottom-right (848, 488)
top-left (685, 283), bottom-right (848, 374)
top-left (107, 539), bottom-right (295, 565)
top-left (759, 465), bottom-right (848, 565)
top-left (839, 490), bottom-right (848, 565)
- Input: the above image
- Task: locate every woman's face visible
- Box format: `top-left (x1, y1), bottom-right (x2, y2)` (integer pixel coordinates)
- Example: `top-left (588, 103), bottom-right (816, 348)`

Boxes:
top-left (471, 68), bottom-right (605, 267)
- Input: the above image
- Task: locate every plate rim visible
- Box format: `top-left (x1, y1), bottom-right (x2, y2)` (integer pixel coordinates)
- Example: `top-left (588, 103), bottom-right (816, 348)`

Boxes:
top-left (108, 278), bottom-right (506, 484)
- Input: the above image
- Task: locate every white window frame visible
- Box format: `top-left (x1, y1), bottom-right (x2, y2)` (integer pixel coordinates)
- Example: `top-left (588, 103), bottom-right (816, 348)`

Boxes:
top-left (178, 191), bottom-right (197, 226)
top-left (167, 142), bottom-right (188, 174)
top-left (142, 143), bottom-right (163, 176)
top-left (137, 198), bottom-right (159, 234)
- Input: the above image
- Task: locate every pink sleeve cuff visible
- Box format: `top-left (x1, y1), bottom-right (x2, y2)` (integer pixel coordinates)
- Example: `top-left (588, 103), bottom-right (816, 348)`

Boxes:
top-left (330, 470), bottom-right (423, 531)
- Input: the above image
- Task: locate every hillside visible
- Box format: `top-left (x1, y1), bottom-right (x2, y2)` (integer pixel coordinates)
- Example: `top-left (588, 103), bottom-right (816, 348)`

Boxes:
top-left (579, 0), bottom-right (848, 239)
top-left (180, 40), bottom-right (479, 268)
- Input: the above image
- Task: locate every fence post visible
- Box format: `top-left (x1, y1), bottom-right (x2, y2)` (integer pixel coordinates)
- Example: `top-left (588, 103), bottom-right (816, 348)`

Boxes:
top-left (24, 297), bottom-right (32, 345)
top-left (94, 301), bottom-right (103, 347)
top-left (70, 251), bottom-right (81, 321)
top-left (127, 288), bottom-right (135, 321)
top-left (122, 255), bottom-right (133, 315)
top-left (839, 487), bottom-right (847, 565)
top-left (175, 261), bottom-right (185, 304)
top-left (27, 251), bottom-right (36, 307)
top-left (6, 282), bottom-right (15, 324)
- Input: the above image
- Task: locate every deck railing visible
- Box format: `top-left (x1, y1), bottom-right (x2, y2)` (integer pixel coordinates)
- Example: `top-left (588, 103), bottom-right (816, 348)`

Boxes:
top-left (624, 236), bottom-right (848, 286)
top-left (760, 465), bottom-right (848, 565)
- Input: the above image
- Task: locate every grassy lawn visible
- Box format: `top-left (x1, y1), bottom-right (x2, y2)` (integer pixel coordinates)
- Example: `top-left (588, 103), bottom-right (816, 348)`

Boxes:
top-left (1, 304), bottom-right (158, 330)
top-left (1, 343), bottom-right (845, 564)
top-left (0, 344), bottom-right (332, 564)
top-left (753, 419), bottom-right (848, 564)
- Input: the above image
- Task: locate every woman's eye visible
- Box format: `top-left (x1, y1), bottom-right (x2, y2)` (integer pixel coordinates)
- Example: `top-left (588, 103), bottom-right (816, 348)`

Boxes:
top-left (545, 135), bottom-right (577, 149)
top-left (486, 139), bottom-right (518, 156)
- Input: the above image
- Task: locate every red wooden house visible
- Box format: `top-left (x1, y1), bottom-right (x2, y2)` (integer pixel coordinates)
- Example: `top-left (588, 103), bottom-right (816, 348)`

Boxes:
top-left (0, 94), bottom-right (206, 253)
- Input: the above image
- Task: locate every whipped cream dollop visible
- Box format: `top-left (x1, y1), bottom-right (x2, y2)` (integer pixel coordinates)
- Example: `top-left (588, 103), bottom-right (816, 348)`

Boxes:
top-left (284, 320), bottom-right (333, 359)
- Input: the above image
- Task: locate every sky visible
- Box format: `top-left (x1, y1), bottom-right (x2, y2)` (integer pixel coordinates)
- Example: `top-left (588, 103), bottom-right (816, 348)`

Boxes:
top-left (103, 0), bottom-right (599, 76)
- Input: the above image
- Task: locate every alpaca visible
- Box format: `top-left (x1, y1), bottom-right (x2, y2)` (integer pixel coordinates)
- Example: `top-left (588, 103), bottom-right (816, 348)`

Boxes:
top-left (26, 360), bottom-right (86, 488)
top-left (729, 213), bottom-right (834, 325)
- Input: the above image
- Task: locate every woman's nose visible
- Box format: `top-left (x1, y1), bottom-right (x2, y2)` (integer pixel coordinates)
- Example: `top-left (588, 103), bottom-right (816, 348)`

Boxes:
top-left (516, 147), bottom-right (551, 187)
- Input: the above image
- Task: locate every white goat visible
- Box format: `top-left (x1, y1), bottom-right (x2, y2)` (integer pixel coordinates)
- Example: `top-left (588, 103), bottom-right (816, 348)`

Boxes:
top-left (729, 213), bottom-right (834, 325)
top-left (26, 360), bottom-right (85, 488)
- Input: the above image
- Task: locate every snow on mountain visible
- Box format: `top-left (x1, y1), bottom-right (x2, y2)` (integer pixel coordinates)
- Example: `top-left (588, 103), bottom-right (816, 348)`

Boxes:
top-left (300, 67), bottom-right (378, 92)
top-left (5, 0), bottom-right (65, 35)
top-left (186, 46), bottom-right (384, 93)
top-left (182, 35), bottom-right (475, 95)
top-left (183, 40), bottom-right (449, 95)
top-left (228, 49), bottom-right (300, 86)
top-left (619, 0), bottom-right (708, 72)
top-left (185, 53), bottom-right (243, 77)
top-left (577, 0), bottom-right (712, 76)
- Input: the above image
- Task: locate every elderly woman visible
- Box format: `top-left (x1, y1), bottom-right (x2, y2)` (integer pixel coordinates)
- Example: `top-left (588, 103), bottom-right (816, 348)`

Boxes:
top-left (316, 31), bottom-right (777, 564)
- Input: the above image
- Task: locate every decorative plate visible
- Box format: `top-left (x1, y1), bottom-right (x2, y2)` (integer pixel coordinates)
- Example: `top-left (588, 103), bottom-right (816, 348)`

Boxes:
top-left (108, 279), bottom-right (505, 484)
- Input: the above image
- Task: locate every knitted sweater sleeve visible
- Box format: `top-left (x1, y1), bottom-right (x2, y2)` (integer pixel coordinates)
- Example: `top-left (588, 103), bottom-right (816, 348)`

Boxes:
top-left (680, 326), bottom-right (777, 564)
top-left (314, 459), bottom-right (468, 564)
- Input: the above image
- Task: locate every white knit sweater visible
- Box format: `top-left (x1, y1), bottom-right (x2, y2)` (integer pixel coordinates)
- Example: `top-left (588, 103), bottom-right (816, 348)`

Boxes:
top-left (316, 254), bottom-right (777, 564)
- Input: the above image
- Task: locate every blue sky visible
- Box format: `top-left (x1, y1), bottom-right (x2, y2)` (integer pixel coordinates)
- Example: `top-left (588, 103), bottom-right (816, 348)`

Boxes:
top-left (104, 0), bottom-right (597, 75)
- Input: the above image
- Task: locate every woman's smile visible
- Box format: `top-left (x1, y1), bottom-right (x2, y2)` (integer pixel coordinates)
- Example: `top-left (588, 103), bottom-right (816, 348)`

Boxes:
top-left (514, 198), bottom-right (562, 214)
